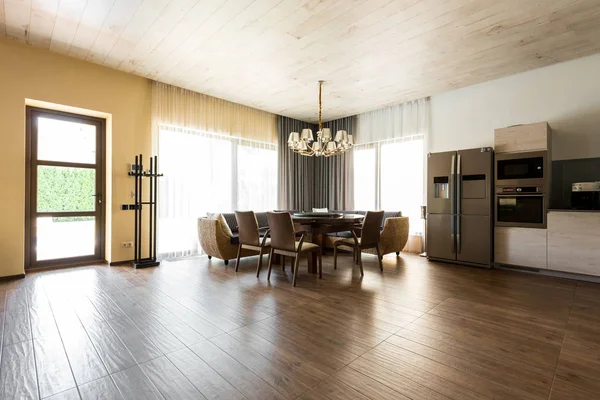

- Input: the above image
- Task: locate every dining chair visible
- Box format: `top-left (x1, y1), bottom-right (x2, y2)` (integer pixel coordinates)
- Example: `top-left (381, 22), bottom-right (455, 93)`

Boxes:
top-left (266, 211), bottom-right (322, 287)
top-left (234, 211), bottom-right (271, 277)
top-left (333, 210), bottom-right (385, 275)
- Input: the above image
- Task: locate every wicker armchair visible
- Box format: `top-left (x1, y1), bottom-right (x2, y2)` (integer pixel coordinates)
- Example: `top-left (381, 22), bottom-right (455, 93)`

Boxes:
top-left (323, 216), bottom-right (410, 257)
top-left (197, 217), bottom-right (255, 265)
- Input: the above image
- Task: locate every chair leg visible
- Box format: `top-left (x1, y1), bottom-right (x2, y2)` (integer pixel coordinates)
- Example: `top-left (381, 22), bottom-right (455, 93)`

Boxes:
top-left (355, 246), bottom-right (360, 265)
top-left (256, 247), bottom-right (264, 277)
top-left (224, 260), bottom-right (229, 266)
top-left (376, 244), bottom-right (383, 272)
top-left (292, 254), bottom-right (301, 287)
top-left (282, 256), bottom-right (286, 271)
top-left (318, 250), bottom-right (322, 279)
top-left (333, 244), bottom-right (338, 270)
top-left (357, 249), bottom-right (364, 276)
top-left (396, 251), bottom-right (400, 256)
top-left (235, 245), bottom-right (242, 272)
top-left (267, 249), bottom-right (275, 280)
top-left (291, 258), bottom-right (295, 274)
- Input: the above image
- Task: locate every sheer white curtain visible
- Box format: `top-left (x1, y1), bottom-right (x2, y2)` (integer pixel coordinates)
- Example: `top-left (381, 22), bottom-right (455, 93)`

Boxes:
top-left (157, 126), bottom-right (277, 259)
top-left (353, 97), bottom-right (429, 235)
top-left (152, 82), bottom-right (278, 259)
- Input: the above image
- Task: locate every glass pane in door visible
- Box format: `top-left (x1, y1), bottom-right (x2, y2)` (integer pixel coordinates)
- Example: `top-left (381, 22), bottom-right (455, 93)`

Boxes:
top-left (36, 217), bottom-right (96, 260)
top-left (37, 166), bottom-right (96, 212)
top-left (37, 117), bottom-right (97, 164)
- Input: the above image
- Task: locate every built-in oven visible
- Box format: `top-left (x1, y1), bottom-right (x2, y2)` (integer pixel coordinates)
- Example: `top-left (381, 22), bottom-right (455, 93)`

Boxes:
top-left (495, 151), bottom-right (546, 187)
top-left (495, 186), bottom-right (546, 228)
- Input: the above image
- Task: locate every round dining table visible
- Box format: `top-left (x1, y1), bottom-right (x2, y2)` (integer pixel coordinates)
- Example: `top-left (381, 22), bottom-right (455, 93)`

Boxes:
top-left (291, 212), bottom-right (364, 274)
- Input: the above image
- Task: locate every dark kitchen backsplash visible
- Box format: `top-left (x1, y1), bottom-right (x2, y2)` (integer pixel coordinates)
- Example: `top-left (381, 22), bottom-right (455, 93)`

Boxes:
top-left (551, 157), bottom-right (600, 209)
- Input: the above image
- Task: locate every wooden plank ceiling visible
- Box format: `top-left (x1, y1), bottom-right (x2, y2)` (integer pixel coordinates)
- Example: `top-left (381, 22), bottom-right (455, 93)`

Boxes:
top-left (1, 0), bottom-right (600, 122)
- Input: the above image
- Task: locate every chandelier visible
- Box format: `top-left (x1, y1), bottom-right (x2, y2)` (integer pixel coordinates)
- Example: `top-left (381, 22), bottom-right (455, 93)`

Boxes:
top-left (287, 80), bottom-right (353, 157)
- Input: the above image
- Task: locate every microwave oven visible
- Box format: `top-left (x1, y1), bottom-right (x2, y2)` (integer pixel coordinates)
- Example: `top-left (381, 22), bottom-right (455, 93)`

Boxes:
top-left (495, 151), bottom-right (547, 187)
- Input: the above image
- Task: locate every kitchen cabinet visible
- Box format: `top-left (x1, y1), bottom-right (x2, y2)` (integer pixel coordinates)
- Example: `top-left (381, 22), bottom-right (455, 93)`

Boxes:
top-left (494, 122), bottom-right (551, 153)
top-left (547, 211), bottom-right (600, 277)
top-left (494, 227), bottom-right (547, 269)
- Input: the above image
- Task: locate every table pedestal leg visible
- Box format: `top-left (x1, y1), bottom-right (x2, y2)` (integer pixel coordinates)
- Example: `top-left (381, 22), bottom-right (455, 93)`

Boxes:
top-left (313, 233), bottom-right (326, 255)
top-left (308, 252), bottom-right (317, 274)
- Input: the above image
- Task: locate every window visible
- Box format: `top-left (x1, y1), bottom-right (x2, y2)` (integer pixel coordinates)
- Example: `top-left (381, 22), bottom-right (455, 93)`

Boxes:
top-left (237, 142), bottom-right (278, 211)
top-left (353, 137), bottom-right (424, 234)
top-left (353, 147), bottom-right (376, 210)
top-left (158, 126), bottom-right (277, 259)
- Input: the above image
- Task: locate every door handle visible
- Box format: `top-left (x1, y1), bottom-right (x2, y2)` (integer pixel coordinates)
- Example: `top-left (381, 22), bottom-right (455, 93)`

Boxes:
top-left (450, 155), bottom-right (456, 214)
top-left (450, 215), bottom-right (456, 254)
top-left (457, 154), bottom-right (461, 254)
top-left (91, 193), bottom-right (102, 204)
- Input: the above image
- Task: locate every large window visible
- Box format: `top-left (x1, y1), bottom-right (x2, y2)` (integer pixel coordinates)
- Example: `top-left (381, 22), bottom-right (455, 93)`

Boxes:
top-left (353, 137), bottom-right (424, 234)
top-left (353, 147), bottom-right (376, 210)
top-left (158, 126), bottom-right (277, 258)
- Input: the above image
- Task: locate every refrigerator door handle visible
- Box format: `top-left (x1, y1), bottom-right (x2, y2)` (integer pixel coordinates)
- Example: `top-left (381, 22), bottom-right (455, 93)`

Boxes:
top-left (457, 154), bottom-right (462, 254)
top-left (450, 155), bottom-right (456, 214)
top-left (450, 154), bottom-right (456, 254)
top-left (451, 216), bottom-right (456, 254)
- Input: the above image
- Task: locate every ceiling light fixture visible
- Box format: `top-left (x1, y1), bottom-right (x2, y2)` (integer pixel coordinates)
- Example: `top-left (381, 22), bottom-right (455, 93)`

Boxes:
top-left (287, 80), bottom-right (353, 157)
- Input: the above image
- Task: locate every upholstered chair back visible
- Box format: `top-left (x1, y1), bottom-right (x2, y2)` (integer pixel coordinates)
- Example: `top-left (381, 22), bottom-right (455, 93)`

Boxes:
top-left (360, 211), bottom-right (384, 247)
top-left (235, 211), bottom-right (260, 246)
top-left (267, 211), bottom-right (297, 252)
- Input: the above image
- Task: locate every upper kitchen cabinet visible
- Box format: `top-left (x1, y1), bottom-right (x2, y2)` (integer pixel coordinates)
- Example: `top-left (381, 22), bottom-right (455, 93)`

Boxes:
top-left (494, 122), bottom-right (551, 153)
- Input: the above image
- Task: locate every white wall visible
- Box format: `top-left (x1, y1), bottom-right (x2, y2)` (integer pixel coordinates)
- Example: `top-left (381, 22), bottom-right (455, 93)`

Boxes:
top-left (430, 53), bottom-right (600, 160)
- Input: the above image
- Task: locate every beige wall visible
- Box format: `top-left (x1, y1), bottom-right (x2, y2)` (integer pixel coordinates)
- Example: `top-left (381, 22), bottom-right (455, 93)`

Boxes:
top-left (429, 53), bottom-right (600, 160)
top-left (0, 38), bottom-right (152, 277)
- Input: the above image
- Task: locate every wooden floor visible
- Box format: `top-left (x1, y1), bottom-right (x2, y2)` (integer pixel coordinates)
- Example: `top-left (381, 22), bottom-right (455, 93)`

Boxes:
top-left (1, 252), bottom-right (599, 400)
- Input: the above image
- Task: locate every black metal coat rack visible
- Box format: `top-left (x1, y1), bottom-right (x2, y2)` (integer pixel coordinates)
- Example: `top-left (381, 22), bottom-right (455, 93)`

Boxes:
top-left (128, 154), bottom-right (163, 268)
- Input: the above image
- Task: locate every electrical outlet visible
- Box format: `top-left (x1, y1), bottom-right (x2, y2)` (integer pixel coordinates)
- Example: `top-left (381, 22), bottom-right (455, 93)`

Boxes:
top-left (120, 241), bottom-right (134, 248)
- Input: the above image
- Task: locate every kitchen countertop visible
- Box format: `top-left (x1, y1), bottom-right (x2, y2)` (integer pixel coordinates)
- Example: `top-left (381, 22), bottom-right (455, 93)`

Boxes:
top-left (548, 209), bottom-right (600, 213)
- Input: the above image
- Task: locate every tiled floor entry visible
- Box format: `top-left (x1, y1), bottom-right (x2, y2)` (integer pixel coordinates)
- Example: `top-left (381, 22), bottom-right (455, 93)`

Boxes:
top-left (1, 253), bottom-right (599, 399)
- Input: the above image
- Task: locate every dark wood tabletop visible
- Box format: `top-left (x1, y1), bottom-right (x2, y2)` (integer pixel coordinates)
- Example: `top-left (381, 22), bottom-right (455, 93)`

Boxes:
top-left (290, 213), bottom-right (364, 272)
top-left (291, 213), bottom-right (364, 224)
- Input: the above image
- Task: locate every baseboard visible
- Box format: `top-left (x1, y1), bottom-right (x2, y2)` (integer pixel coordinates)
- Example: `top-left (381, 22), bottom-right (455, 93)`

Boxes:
top-left (109, 260), bottom-right (133, 266)
top-left (495, 263), bottom-right (600, 284)
top-left (0, 273), bottom-right (26, 281)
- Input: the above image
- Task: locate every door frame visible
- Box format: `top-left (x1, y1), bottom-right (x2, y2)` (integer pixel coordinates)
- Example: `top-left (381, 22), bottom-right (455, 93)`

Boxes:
top-left (25, 106), bottom-right (107, 269)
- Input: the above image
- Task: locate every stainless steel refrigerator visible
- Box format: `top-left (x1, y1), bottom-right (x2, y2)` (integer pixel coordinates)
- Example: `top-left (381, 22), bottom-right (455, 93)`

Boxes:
top-left (426, 148), bottom-right (493, 267)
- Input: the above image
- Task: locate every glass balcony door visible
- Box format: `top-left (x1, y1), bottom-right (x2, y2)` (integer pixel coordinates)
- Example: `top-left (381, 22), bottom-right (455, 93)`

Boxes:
top-left (26, 107), bottom-right (105, 268)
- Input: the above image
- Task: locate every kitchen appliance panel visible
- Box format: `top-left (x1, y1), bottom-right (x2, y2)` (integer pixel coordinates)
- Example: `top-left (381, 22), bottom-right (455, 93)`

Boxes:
top-left (571, 191), bottom-right (600, 210)
top-left (427, 151), bottom-right (456, 215)
top-left (495, 151), bottom-right (547, 187)
top-left (458, 148), bottom-right (493, 216)
top-left (426, 214), bottom-right (455, 261)
top-left (495, 193), bottom-right (546, 228)
top-left (457, 215), bottom-right (491, 265)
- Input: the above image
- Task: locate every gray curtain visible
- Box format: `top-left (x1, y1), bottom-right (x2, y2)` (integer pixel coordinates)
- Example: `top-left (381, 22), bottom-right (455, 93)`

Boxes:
top-left (277, 116), bottom-right (317, 211)
top-left (278, 115), bottom-right (356, 211)
top-left (314, 117), bottom-right (356, 210)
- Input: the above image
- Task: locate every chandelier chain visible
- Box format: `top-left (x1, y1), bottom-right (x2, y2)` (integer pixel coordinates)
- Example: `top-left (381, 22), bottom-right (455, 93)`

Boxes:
top-left (318, 80), bottom-right (323, 132)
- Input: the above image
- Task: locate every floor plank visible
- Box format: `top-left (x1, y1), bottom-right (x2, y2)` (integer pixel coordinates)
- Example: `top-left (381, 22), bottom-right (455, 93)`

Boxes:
top-left (0, 341), bottom-right (39, 399)
top-left (111, 365), bottom-right (162, 400)
top-left (190, 340), bottom-right (287, 400)
top-left (139, 356), bottom-right (203, 399)
top-left (33, 335), bottom-right (76, 398)
top-left (1, 253), bottom-right (598, 399)
top-left (166, 347), bottom-right (243, 400)
top-left (78, 376), bottom-right (122, 400)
